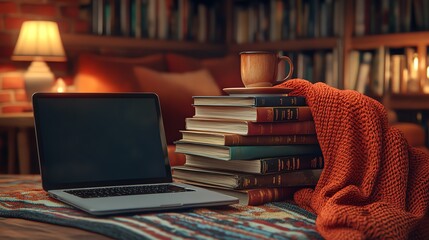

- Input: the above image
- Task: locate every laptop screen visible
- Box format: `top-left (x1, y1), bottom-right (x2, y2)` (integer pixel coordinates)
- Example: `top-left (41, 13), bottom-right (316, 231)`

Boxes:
top-left (33, 93), bottom-right (172, 190)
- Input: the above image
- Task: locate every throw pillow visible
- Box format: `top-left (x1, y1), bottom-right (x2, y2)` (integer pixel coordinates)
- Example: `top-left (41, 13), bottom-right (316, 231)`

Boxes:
top-left (133, 66), bottom-right (222, 144)
top-left (74, 53), bottom-right (166, 92)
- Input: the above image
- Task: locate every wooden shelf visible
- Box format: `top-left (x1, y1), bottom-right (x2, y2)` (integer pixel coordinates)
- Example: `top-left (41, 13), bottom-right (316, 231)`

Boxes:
top-left (228, 37), bottom-right (339, 53)
top-left (351, 32), bottom-right (429, 50)
top-left (61, 34), bottom-right (227, 56)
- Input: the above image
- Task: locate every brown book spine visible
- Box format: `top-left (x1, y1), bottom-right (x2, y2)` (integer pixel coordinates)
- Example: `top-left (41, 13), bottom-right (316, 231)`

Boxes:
top-left (246, 121), bottom-right (316, 135)
top-left (256, 107), bottom-right (313, 122)
top-left (225, 134), bottom-right (318, 145)
top-left (261, 155), bottom-right (324, 174)
top-left (236, 169), bottom-right (321, 189)
top-left (246, 187), bottom-right (299, 206)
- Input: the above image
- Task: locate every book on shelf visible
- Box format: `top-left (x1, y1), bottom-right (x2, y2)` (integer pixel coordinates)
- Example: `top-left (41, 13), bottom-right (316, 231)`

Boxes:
top-left (193, 106), bottom-right (313, 122)
top-left (185, 118), bottom-right (316, 136)
top-left (355, 52), bottom-right (373, 94)
top-left (231, 0), bottom-right (340, 43)
top-left (354, 0), bottom-right (365, 36)
top-left (92, 0), bottom-right (104, 35)
top-left (147, 0), bottom-right (157, 38)
top-left (179, 130), bottom-right (319, 146)
top-left (90, 0), bottom-right (224, 42)
top-left (157, 0), bottom-right (168, 39)
top-left (371, 46), bottom-right (386, 96)
top-left (391, 53), bottom-right (405, 94)
top-left (192, 95), bottom-right (306, 107)
top-left (184, 154), bottom-right (324, 174)
top-left (278, 50), bottom-right (337, 85)
top-left (325, 50), bottom-right (339, 88)
top-left (354, 0), bottom-right (429, 35)
top-left (176, 179), bottom-right (301, 206)
top-left (174, 140), bottom-right (321, 161)
top-left (346, 50), bottom-right (360, 90)
top-left (172, 166), bottom-right (322, 190)
top-left (348, 47), bottom-right (425, 95)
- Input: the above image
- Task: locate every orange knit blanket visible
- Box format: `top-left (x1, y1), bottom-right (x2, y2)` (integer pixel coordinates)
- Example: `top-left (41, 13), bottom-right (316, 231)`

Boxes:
top-left (276, 79), bottom-right (429, 239)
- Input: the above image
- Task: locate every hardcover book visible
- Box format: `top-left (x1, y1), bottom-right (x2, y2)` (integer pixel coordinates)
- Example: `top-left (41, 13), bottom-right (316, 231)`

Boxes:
top-left (172, 166), bottom-right (322, 189)
top-left (175, 140), bottom-right (322, 160)
top-left (176, 179), bottom-right (301, 206)
top-left (192, 95), bottom-right (307, 107)
top-left (179, 130), bottom-right (319, 145)
top-left (193, 106), bottom-right (313, 122)
top-left (185, 118), bottom-right (316, 135)
top-left (184, 154), bottom-right (324, 174)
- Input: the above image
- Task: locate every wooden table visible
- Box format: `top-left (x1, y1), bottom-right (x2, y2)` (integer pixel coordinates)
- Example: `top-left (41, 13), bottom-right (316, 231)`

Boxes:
top-left (0, 113), bottom-right (34, 174)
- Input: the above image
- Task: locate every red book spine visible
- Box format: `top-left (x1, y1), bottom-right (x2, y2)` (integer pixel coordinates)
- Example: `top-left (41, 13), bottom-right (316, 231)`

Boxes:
top-left (246, 121), bottom-right (316, 135)
top-left (237, 169), bottom-right (321, 189)
top-left (255, 107), bottom-right (313, 122)
top-left (224, 134), bottom-right (319, 145)
top-left (246, 187), bottom-right (299, 206)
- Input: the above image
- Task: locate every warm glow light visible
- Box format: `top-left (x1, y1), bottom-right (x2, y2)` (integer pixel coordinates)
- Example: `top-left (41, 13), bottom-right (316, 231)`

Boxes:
top-left (425, 66), bottom-right (429, 94)
top-left (53, 78), bottom-right (67, 93)
top-left (11, 21), bottom-right (67, 101)
top-left (403, 68), bottom-right (409, 81)
top-left (410, 54), bottom-right (419, 80)
top-left (413, 55), bottom-right (419, 71)
top-left (427, 66), bottom-right (429, 79)
top-left (12, 21), bottom-right (66, 62)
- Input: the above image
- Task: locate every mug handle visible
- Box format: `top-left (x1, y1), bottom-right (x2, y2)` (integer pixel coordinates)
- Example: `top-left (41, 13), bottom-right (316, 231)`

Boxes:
top-left (278, 56), bottom-right (294, 82)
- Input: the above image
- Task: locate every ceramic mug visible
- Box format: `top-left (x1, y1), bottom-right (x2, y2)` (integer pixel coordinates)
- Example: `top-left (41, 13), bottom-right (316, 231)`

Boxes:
top-left (240, 51), bottom-right (294, 87)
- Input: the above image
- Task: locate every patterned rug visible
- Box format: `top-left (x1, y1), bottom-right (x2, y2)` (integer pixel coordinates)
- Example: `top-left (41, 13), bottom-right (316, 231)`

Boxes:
top-left (0, 175), bottom-right (322, 240)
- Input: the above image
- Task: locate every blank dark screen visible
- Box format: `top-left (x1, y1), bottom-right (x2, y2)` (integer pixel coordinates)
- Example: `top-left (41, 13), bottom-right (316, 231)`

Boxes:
top-left (36, 96), bottom-right (167, 185)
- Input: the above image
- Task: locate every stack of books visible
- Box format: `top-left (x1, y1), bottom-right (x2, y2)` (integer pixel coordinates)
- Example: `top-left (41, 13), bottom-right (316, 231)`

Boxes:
top-left (173, 93), bottom-right (324, 206)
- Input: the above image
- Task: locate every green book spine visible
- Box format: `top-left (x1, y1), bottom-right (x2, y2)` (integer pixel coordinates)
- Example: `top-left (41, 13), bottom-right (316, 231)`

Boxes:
top-left (229, 144), bottom-right (322, 160)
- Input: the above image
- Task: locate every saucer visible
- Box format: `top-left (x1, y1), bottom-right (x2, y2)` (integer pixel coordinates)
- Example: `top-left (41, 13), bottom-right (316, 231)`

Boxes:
top-left (223, 87), bottom-right (293, 95)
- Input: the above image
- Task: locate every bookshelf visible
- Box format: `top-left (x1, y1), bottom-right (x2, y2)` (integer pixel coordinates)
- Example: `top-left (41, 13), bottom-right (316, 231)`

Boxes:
top-left (89, 0), bottom-right (226, 43)
top-left (61, 33), bottom-right (225, 55)
top-left (227, 38), bottom-right (339, 52)
top-left (77, 0), bottom-right (429, 110)
top-left (342, 0), bottom-right (429, 113)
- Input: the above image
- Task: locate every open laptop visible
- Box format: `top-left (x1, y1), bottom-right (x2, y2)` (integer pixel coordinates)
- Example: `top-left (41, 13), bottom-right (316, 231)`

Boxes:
top-left (32, 92), bottom-right (238, 216)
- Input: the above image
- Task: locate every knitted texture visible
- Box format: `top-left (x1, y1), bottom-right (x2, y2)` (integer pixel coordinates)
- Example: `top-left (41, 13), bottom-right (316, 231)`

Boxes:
top-left (276, 79), bottom-right (429, 239)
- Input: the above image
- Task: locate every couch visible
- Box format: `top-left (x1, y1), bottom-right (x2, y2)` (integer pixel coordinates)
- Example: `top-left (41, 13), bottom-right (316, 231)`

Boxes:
top-left (72, 53), bottom-right (429, 166)
top-left (73, 52), bottom-right (244, 166)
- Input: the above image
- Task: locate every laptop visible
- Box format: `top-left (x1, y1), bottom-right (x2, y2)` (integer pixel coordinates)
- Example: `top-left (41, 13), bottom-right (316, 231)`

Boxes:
top-left (32, 92), bottom-right (238, 216)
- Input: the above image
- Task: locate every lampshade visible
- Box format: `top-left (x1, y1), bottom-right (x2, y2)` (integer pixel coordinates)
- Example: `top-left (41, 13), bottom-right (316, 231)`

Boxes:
top-left (12, 21), bottom-right (66, 62)
top-left (12, 21), bottom-right (67, 102)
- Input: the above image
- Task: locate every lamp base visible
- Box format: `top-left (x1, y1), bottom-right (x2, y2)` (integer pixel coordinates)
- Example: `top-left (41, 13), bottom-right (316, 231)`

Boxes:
top-left (24, 60), bottom-right (54, 101)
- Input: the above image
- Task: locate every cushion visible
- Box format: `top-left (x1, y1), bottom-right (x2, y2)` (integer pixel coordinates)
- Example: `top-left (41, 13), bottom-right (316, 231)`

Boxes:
top-left (133, 66), bottom-right (222, 144)
top-left (165, 53), bottom-right (244, 90)
top-left (74, 53), bottom-right (166, 92)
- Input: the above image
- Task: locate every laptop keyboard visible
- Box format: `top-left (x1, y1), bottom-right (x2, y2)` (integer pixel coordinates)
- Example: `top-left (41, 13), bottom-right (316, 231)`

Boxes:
top-left (65, 184), bottom-right (193, 198)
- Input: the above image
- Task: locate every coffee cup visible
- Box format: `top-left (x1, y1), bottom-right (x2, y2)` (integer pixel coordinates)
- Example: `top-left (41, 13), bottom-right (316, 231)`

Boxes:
top-left (240, 51), bottom-right (294, 87)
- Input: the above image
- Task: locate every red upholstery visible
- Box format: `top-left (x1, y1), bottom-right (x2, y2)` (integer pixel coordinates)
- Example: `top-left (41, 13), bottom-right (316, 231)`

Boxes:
top-left (392, 122), bottom-right (429, 155)
top-left (133, 67), bottom-right (222, 144)
top-left (73, 53), bottom-right (236, 150)
top-left (74, 53), bottom-right (166, 92)
top-left (165, 53), bottom-right (244, 90)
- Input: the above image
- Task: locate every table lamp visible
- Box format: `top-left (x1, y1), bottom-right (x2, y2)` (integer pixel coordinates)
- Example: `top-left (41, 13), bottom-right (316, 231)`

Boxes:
top-left (12, 21), bottom-right (66, 100)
